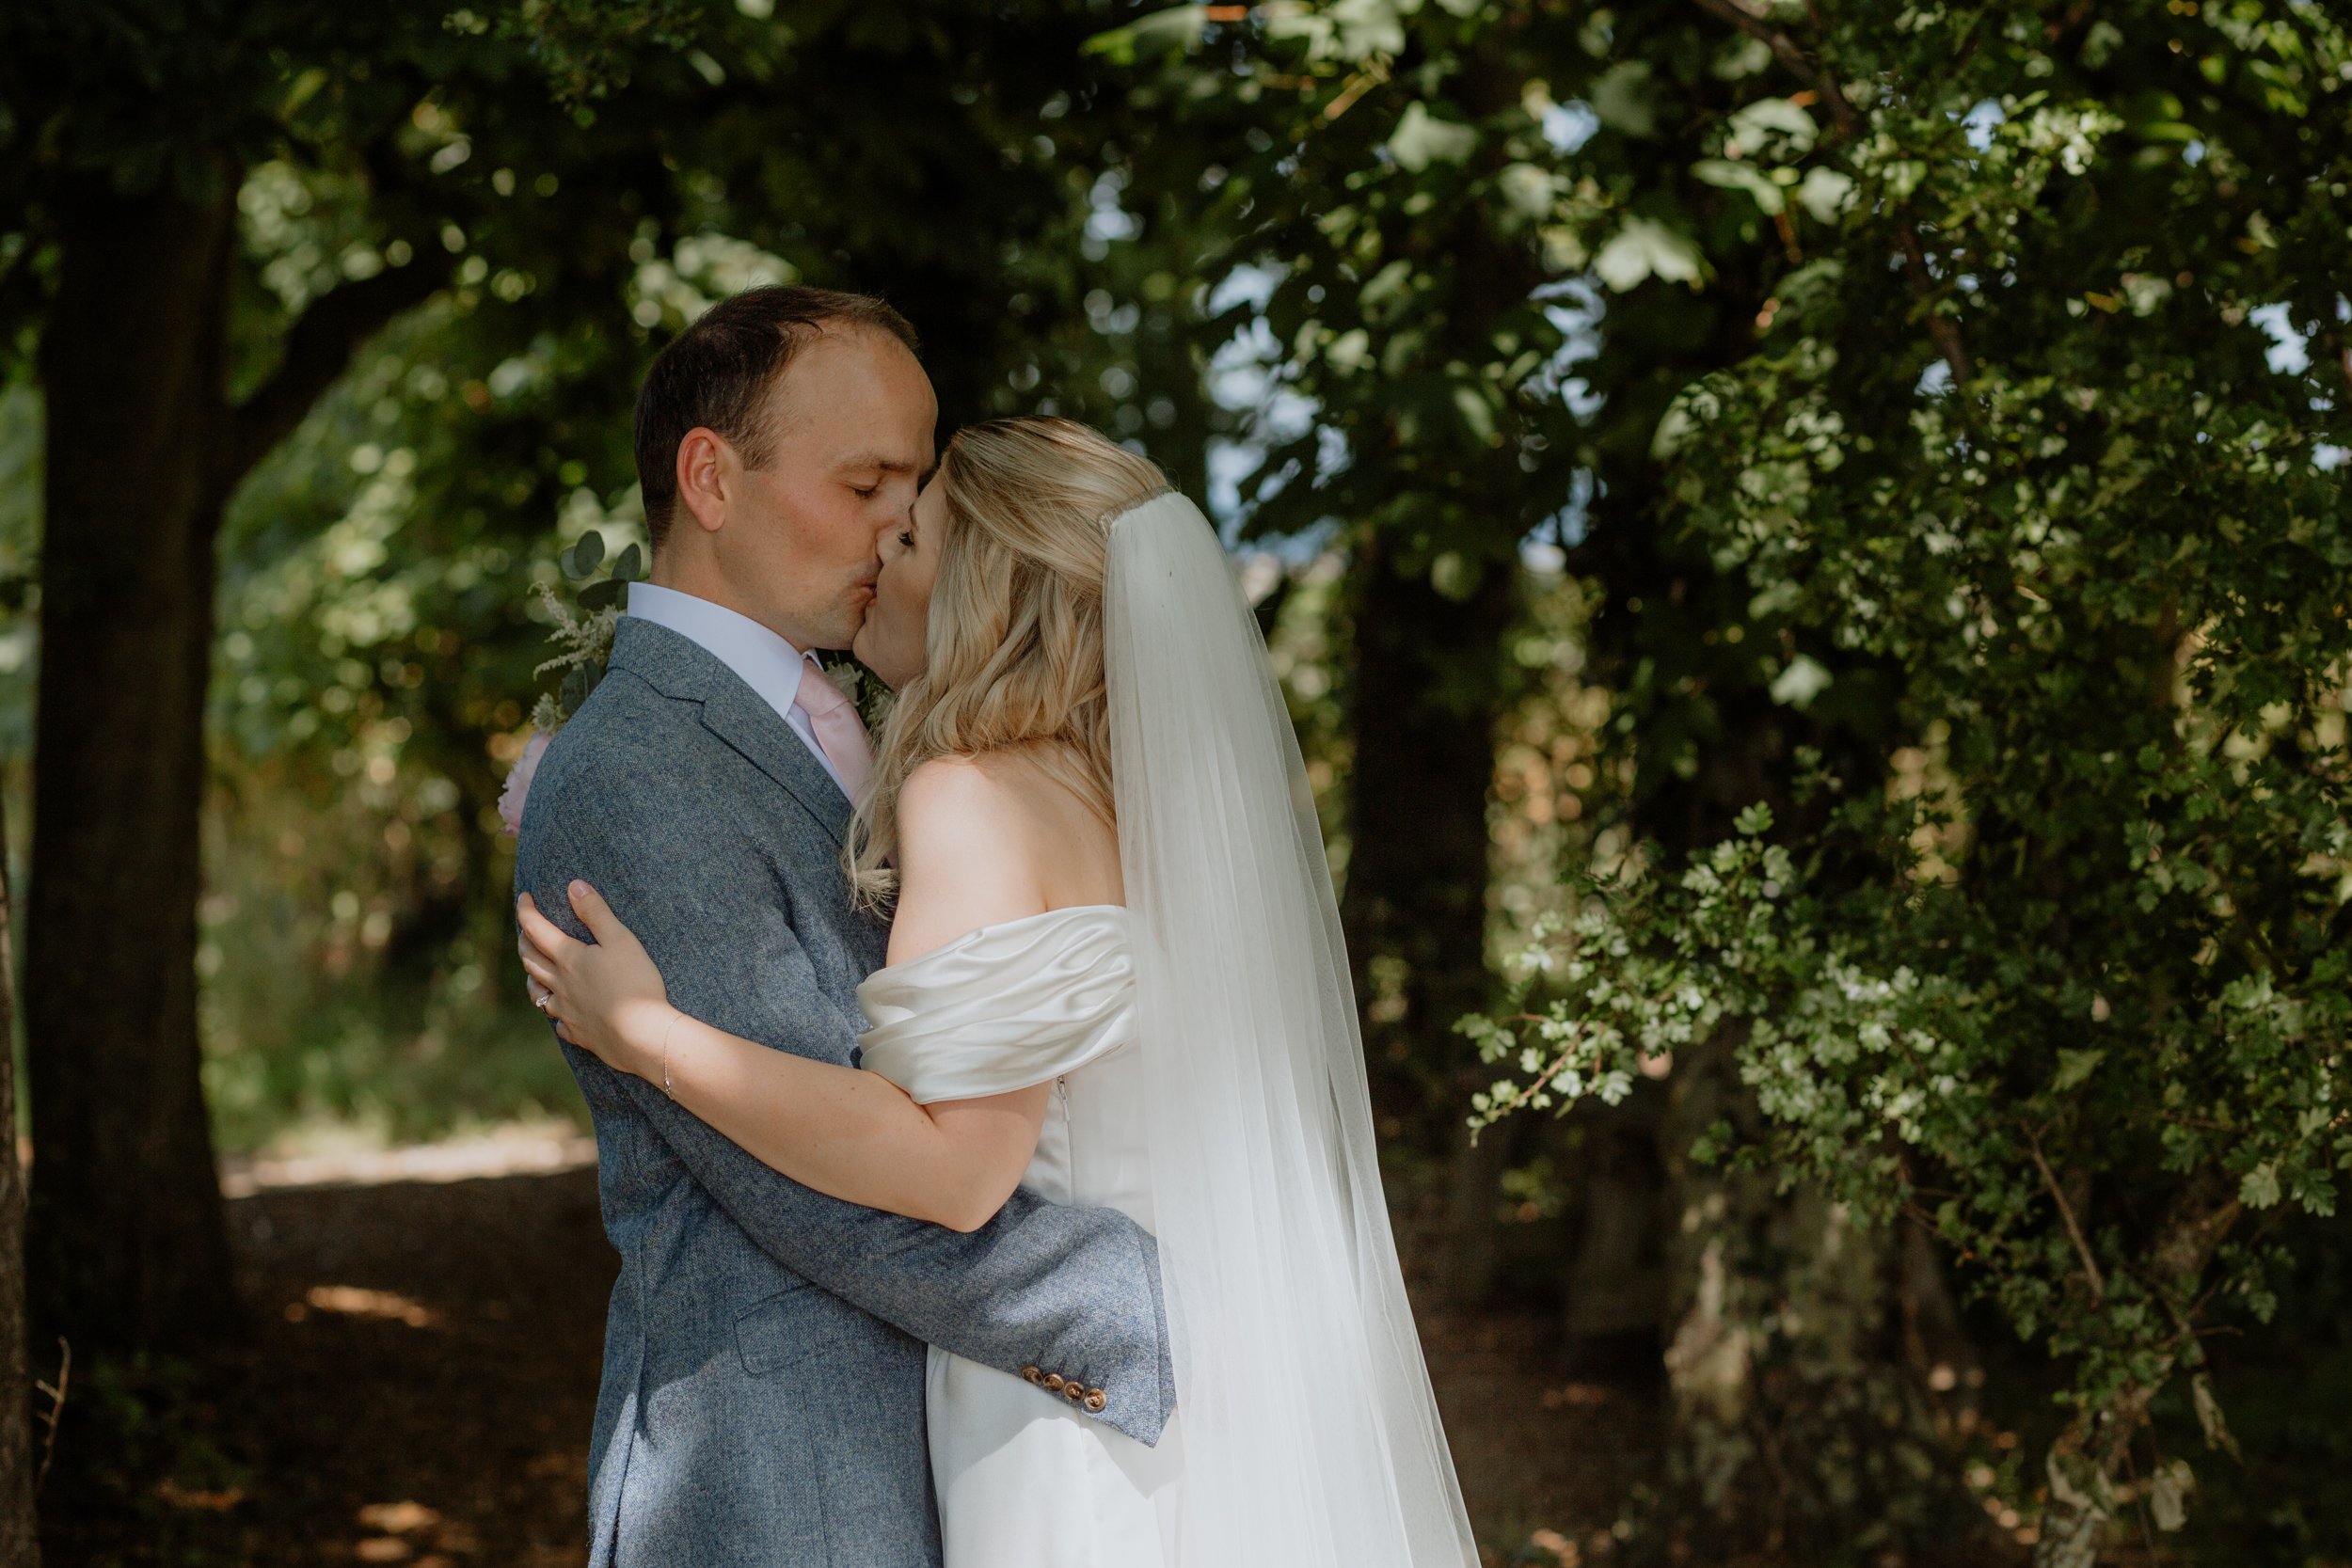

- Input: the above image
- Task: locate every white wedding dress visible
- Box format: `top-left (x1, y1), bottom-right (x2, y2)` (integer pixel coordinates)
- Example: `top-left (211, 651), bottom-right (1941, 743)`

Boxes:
top-left (850, 490), bottom-right (1477, 1568)
top-left (857, 904), bottom-right (1183, 1568)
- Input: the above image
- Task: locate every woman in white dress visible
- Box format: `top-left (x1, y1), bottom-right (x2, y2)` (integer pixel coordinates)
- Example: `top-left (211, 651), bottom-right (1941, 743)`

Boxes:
top-left (519, 417), bottom-right (1478, 1568)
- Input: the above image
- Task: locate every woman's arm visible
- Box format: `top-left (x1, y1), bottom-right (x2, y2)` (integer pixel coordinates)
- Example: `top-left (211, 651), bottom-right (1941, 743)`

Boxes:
top-left (519, 880), bottom-right (1049, 1233)
top-left (518, 758), bottom-right (1067, 1233)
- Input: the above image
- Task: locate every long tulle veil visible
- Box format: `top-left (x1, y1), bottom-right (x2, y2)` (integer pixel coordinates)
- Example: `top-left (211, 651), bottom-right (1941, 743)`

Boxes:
top-left (1104, 491), bottom-right (1479, 1567)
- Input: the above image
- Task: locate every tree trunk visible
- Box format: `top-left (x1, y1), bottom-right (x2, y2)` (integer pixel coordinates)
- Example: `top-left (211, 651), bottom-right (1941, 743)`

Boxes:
top-left (24, 188), bottom-right (241, 1356)
top-left (1340, 542), bottom-right (1518, 1300)
top-left (1650, 1028), bottom-right (1984, 1563)
top-left (1340, 538), bottom-right (1514, 1121)
top-left (0, 784), bottom-right (37, 1568)
top-left (2033, 1180), bottom-right (2240, 1568)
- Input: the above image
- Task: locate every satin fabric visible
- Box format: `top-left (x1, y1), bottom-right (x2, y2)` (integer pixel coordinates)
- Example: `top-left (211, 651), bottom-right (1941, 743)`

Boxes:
top-left (857, 905), bottom-right (1184, 1568)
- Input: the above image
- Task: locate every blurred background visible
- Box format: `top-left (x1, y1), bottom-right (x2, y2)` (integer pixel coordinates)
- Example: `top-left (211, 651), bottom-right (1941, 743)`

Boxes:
top-left (2, 3), bottom-right (2348, 1566)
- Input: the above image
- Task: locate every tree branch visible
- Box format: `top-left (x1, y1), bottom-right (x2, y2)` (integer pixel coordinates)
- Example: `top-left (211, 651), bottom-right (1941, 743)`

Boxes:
top-left (221, 249), bottom-right (453, 491)
top-left (2025, 1123), bottom-right (2106, 1306)
top-left (2036, 1176), bottom-right (2240, 1565)
top-left (1688, 0), bottom-right (1974, 386)
top-left (1692, 0), bottom-right (1841, 120)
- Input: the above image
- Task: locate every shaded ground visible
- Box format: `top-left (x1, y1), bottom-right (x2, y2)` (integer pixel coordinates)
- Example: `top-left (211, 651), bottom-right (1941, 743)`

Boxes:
top-left (43, 1154), bottom-right (1649, 1566)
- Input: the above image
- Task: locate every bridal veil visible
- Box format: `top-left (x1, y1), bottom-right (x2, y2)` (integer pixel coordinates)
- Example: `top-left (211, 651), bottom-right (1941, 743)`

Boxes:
top-left (1103, 491), bottom-right (1479, 1568)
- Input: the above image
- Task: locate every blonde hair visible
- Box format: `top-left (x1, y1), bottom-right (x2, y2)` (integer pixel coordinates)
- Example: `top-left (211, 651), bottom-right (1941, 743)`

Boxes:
top-left (848, 417), bottom-right (1168, 904)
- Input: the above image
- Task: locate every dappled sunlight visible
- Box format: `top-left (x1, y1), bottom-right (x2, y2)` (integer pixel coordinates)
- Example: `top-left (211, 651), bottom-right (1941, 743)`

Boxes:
top-left (351, 1498), bottom-right (481, 1564)
top-left (221, 1119), bottom-right (596, 1197)
top-left (290, 1285), bottom-right (444, 1329)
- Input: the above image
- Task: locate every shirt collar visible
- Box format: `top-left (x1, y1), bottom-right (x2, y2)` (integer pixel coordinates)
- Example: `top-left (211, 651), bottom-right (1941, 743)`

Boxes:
top-left (624, 581), bottom-right (817, 721)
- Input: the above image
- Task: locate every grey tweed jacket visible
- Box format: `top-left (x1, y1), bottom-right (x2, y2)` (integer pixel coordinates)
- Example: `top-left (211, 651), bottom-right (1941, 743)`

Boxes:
top-left (513, 616), bottom-right (1174, 1568)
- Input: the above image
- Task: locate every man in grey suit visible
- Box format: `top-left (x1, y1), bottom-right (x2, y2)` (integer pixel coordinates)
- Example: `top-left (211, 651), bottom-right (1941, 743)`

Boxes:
top-left (513, 286), bottom-right (1172, 1568)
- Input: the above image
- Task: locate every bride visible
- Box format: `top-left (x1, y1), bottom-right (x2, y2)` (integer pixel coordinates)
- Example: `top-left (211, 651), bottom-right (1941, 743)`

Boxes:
top-left (517, 417), bottom-right (1477, 1568)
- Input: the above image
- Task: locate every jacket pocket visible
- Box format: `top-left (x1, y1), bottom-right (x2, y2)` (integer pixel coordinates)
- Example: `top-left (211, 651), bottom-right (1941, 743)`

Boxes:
top-left (731, 1279), bottom-right (890, 1377)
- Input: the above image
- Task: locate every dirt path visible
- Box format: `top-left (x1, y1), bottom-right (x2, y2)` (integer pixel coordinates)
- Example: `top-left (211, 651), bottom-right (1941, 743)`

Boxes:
top-left (48, 1159), bottom-right (1645, 1566)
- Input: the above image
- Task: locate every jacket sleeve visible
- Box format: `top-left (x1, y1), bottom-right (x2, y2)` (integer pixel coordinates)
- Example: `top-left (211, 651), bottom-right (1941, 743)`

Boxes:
top-left (515, 775), bottom-right (1176, 1446)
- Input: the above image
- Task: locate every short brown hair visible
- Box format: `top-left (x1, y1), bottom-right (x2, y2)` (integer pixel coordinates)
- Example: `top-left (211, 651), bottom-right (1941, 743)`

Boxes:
top-left (633, 285), bottom-right (920, 548)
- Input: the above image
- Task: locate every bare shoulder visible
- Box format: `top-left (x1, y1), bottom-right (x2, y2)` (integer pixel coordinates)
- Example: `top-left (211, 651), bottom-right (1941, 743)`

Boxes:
top-left (896, 754), bottom-right (1041, 869)
top-left (887, 755), bottom-right (1052, 964)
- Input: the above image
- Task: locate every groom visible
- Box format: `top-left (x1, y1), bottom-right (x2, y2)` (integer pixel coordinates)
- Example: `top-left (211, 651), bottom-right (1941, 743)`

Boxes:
top-left (512, 286), bottom-right (1174, 1568)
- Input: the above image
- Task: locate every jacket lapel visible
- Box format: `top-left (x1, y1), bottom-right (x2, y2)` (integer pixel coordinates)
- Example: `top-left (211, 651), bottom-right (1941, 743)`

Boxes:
top-left (609, 617), bottom-right (856, 848)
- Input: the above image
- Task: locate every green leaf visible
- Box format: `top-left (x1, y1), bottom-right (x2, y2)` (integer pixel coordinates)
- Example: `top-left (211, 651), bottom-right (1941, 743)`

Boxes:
top-left (1793, 166), bottom-right (1856, 222)
top-left (2239, 1162), bottom-right (2281, 1210)
top-left (2051, 1048), bottom-right (2105, 1093)
top-left (1768, 654), bottom-right (1833, 708)
top-left (611, 542), bottom-right (644, 581)
top-left (1358, 259), bottom-right (1415, 315)
top-left (578, 577), bottom-right (628, 610)
top-left (562, 530), bottom-right (606, 579)
top-left (1081, 6), bottom-right (1208, 66)
top-left (1589, 62), bottom-right (1658, 138)
top-left (1593, 217), bottom-right (1704, 293)
top-left (1451, 384), bottom-right (1497, 445)
top-left (1496, 163), bottom-right (1560, 221)
top-left (1735, 802), bottom-right (1774, 836)
top-left (1693, 158), bottom-right (1785, 215)
top-left (1772, 259), bottom-right (1848, 323)
top-left (558, 659), bottom-right (598, 714)
top-left (1326, 328), bottom-right (1372, 374)
top-left (1724, 96), bottom-right (1818, 160)
top-left (1388, 103), bottom-right (1479, 173)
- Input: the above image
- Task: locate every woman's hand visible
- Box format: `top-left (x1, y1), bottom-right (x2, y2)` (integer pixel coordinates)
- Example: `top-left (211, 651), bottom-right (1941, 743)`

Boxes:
top-left (516, 881), bottom-right (678, 1081)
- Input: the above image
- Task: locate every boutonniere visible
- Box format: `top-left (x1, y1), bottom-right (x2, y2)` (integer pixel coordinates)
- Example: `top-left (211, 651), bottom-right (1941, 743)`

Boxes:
top-left (817, 650), bottom-right (896, 733)
top-left (500, 527), bottom-right (644, 836)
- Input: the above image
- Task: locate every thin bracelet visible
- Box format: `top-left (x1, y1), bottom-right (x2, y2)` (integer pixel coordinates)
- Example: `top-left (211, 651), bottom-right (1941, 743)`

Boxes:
top-left (660, 1011), bottom-right (681, 1100)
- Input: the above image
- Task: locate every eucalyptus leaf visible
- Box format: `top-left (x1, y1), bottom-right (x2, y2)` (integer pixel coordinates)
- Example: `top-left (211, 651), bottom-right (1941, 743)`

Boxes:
top-left (559, 660), bottom-right (596, 715)
top-left (562, 530), bottom-right (606, 580)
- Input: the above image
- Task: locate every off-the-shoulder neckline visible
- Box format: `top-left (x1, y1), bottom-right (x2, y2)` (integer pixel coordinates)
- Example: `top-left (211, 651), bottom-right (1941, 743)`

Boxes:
top-left (867, 902), bottom-right (1130, 981)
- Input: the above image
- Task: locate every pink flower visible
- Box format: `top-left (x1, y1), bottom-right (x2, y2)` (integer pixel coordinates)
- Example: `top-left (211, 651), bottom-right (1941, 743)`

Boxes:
top-left (498, 728), bottom-right (552, 838)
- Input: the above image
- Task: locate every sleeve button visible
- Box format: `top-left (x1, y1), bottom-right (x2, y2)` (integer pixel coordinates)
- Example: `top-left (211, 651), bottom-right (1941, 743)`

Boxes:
top-left (1022, 1366), bottom-right (1043, 1386)
top-left (1084, 1388), bottom-right (1107, 1413)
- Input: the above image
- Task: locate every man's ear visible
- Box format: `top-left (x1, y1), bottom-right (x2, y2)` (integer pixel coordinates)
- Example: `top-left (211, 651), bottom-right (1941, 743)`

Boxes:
top-left (675, 427), bottom-right (733, 534)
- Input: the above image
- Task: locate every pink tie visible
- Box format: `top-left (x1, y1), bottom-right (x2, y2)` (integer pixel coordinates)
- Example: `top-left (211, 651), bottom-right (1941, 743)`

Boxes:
top-left (795, 658), bottom-right (875, 800)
